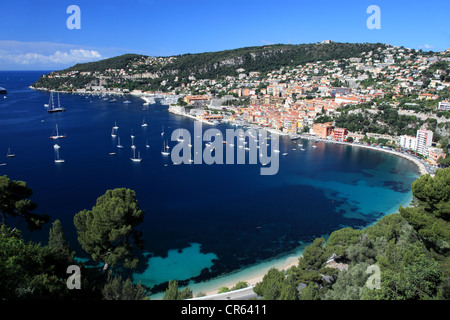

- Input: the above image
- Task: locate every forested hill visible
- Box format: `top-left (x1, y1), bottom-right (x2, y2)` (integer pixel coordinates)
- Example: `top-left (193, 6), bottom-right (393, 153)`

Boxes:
top-left (31, 42), bottom-right (387, 91)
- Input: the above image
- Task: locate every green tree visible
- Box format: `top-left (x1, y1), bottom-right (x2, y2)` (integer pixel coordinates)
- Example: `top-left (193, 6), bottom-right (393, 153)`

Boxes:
top-left (48, 219), bottom-right (73, 264)
top-left (163, 280), bottom-right (193, 300)
top-left (0, 175), bottom-right (50, 231)
top-left (101, 272), bottom-right (147, 300)
top-left (73, 188), bottom-right (145, 273)
top-left (253, 268), bottom-right (286, 300)
top-left (0, 225), bottom-right (69, 299)
top-left (411, 169), bottom-right (450, 220)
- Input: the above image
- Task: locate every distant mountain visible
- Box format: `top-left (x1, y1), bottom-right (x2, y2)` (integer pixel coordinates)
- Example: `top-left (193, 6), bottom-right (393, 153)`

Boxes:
top-left (32, 42), bottom-right (388, 92)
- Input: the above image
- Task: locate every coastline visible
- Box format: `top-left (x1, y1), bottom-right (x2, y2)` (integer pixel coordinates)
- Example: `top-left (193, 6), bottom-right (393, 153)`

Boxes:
top-left (299, 135), bottom-right (430, 176)
top-left (29, 88), bottom-right (429, 298)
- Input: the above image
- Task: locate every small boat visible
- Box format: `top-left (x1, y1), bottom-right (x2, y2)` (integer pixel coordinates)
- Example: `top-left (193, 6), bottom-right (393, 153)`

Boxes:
top-left (282, 153), bottom-right (288, 156)
top-left (161, 140), bottom-right (170, 156)
top-left (117, 136), bottom-right (124, 149)
top-left (141, 118), bottom-right (148, 127)
top-left (130, 149), bottom-right (142, 162)
top-left (312, 145), bottom-right (317, 148)
top-left (273, 149), bottom-right (280, 153)
top-left (109, 152), bottom-right (116, 156)
top-left (111, 127), bottom-right (116, 138)
top-left (123, 100), bottom-right (131, 104)
top-left (131, 134), bottom-right (136, 149)
top-left (49, 124), bottom-right (66, 139)
top-left (53, 144), bottom-right (60, 149)
top-left (0, 163), bottom-right (6, 166)
top-left (113, 122), bottom-right (119, 130)
top-left (6, 148), bottom-right (15, 158)
top-left (54, 148), bottom-right (65, 163)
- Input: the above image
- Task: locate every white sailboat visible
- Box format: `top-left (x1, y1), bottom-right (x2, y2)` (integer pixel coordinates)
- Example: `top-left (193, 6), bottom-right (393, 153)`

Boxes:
top-left (161, 140), bottom-right (170, 156)
top-left (49, 124), bottom-right (66, 139)
top-left (111, 127), bottom-right (116, 138)
top-left (54, 148), bottom-right (65, 163)
top-left (130, 148), bottom-right (142, 162)
top-left (113, 121), bottom-right (119, 130)
top-left (6, 148), bottom-right (15, 158)
top-left (44, 91), bottom-right (51, 107)
top-left (161, 125), bottom-right (165, 136)
top-left (141, 117), bottom-right (148, 127)
top-left (117, 136), bottom-right (124, 149)
top-left (131, 134), bottom-right (136, 149)
top-left (177, 129), bottom-right (184, 142)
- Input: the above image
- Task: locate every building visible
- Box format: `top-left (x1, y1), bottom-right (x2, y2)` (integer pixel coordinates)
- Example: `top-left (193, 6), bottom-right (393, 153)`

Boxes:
top-left (416, 129), bottom-right (433, 156)
top-left (399, 135), bottom-right (417, 151)
top-left (312, 122), bottom-right (333, 139)
top-left (184, 95), bottom-right (210, 105)
top-left (438, 101), bottom-right (450, 111)
top-left (427, 147), bottom-right (446, 165)
top-left (334, 127), bottom-right (347, 141)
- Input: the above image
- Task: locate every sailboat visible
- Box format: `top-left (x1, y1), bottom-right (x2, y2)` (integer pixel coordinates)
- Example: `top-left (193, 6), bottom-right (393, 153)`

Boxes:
top-left (131, 134), bottom-right (136, 149)
top-left (6, 148), bottom-right (15, 158)
top-left (141, 117), bottom-right (148, 127)
top-left (117, 136), bottom-right (124, 149)
top-left (130, 148), bottom-right (142, 162)
top-left (111, 127), bottom-right (116, 138)
top-left (44, 92), bottom-right (51, 107)
top-left (161, 140), bottom-right (170, 156)
top-left (161, 125), bottom-right (165, 136)
top-left (113, 121), bottom-right (119, 130)
top-left (48, 92), bottom-right (66, 113)
top-left (49, 124), bottom-right (66, 139)
top-left (54, 148), bottom-right (65, 163)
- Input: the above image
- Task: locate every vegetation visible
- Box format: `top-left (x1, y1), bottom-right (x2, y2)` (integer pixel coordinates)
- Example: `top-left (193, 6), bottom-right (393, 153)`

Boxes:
top-left (73, 188), bottom-right (145, 273)
top-left (254, 168), bottom-right (450, 300)
top-left (32, 42), bottom-right (387, 92)
top-left (0, 177), bottom-right (147, 300)
top-left (0, 175), bottom-right (50, 231)
top-left (1, 168), bottom-right (449, 300)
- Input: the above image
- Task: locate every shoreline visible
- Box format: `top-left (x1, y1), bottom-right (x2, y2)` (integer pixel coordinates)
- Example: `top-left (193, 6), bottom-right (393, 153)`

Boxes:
top-left (298, 135), bottom-right (430, 176)
top-left (30, 87), bottom-right (430, 298)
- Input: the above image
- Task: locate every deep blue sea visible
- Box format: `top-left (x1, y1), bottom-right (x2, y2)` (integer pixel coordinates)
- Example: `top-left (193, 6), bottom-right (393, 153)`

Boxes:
top-left (0, 71), bottom-right (419, 295)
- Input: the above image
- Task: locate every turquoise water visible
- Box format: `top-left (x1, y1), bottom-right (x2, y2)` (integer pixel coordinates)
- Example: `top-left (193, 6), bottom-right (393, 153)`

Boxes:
top-left (0, 71), bottom-right (420, 296)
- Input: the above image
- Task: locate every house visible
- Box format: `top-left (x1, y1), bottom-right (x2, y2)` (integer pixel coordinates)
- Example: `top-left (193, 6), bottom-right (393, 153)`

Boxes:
top-left (334, 127), bottom-right (347, 141)
top-left (428, 147), bottom-right (446, 165)
top-left (312, 122), bottom-right (333, 138)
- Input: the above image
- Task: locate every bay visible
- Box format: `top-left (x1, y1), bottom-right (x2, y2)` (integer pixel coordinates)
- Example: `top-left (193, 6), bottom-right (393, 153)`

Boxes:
top-left (0, 71), bottom-right (419, 295)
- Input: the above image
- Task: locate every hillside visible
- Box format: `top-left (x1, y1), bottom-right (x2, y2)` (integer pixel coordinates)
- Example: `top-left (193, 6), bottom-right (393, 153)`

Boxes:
top-left (31, 42), bottom-right (387, 92)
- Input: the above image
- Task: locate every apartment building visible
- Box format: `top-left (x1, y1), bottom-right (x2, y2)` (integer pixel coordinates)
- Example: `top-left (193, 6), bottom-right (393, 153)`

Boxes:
top-left (399, 135), bottom-right (417, 151)
top-left (416, 129), bottom-right (433, 156)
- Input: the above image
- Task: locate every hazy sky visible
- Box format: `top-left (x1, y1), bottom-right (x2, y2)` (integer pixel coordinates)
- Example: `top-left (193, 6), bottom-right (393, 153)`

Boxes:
top-left (0, 0), bottom-right (449, 70)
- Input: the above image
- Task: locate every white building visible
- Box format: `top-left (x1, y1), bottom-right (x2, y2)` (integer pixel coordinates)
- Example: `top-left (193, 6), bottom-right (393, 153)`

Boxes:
top-left (438, 101), bottom-right (450, 111)
top-left (399, 135), bottom-right (417, 151)
top-left (416, 129), bottom-right (433, 156)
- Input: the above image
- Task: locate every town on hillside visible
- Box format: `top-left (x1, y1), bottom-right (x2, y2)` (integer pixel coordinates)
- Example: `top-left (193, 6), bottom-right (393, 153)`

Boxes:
top-left (35, 43), bottom-right (450, 167)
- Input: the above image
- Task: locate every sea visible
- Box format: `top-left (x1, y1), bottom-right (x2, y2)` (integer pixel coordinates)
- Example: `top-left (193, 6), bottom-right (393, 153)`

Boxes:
top-left (0, 71), bottom-right (419, 297)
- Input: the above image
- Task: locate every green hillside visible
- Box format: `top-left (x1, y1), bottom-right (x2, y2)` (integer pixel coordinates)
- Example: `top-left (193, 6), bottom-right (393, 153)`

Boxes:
top-left (31, 42), bottom-right (387, 91)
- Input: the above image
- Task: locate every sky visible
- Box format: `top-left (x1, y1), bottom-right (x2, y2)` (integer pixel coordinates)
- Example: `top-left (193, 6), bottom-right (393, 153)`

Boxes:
top-left (0, 0), bottom-right (449, 70)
